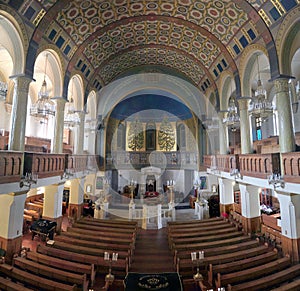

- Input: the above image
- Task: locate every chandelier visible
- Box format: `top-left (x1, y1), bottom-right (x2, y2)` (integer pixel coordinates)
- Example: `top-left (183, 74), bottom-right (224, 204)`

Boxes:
top-left (30, 53), bottom-right (55, 119)
top-left (0, 80), bottom-right (8, 100)
top-left (223, 97), bottom-right (240, 132)
top-left (248, 54), bottom-right (273, 120)
top-left (64, 97), bottom-right (81, 128)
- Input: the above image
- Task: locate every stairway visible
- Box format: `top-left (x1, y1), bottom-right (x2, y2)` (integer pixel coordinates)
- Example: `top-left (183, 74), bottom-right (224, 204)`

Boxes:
top-left (130, 228), bottom-right (174, 273)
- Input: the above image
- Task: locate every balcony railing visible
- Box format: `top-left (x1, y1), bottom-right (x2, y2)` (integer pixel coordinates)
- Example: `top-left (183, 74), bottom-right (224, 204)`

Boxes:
top-left (282, 152), bottom-right (300, 183)
top-left (0, 151), bottom-right (23, 183)
top-left (107, 151), bottom-right (198, 169)
top-left (239, 153), bottom-right (280, 179)
top-left (23, 152), bottom-right (66, 179)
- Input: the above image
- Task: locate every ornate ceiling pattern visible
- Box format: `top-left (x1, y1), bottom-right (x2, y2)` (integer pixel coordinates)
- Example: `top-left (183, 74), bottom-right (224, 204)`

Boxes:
top-left (97, 47), bottom-right (205, 85)
top-left (2, 0), bottom-right (288, 92)
top-left (57, 0), bottom-right (247, 46)
top-left (83, 19), bottom-right (220, 70)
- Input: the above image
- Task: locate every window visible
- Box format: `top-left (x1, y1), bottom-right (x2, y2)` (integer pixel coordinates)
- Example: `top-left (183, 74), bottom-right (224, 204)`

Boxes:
top-left (239, 36), bottom-right (249, 48)
top-left (280, 0), bottom-right (297, 11)
top-left (256, 117), bottom-right (262, 141)
top-left (269, 7), bottom-right (281, 21)
top-left (233, 44), bottom-right (240, 55)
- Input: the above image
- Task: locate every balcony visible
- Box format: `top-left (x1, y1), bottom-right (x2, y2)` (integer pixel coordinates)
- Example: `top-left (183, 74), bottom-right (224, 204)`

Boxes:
top-left (107, 151), bottom-right (198, 170)
top-left (0, 151), bottom-right (23, 184)
top-left (282, 152), bottom-right (300, 183)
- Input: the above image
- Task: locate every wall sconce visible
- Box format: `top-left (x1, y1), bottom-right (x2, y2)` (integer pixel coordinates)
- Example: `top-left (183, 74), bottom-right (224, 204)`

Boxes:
top-left (268, 172), bottom-right (285, 189)
top-left (230, 168), bottom-right (242, 180)
top-left (61, 168), bottom-right (74, 180)
top-left (20, 172), bottom-right (38, 188)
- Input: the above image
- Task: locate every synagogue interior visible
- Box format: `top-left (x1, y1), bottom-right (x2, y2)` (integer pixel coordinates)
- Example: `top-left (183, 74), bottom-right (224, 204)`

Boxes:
top-left (0, 1), bottom-right (300, 290)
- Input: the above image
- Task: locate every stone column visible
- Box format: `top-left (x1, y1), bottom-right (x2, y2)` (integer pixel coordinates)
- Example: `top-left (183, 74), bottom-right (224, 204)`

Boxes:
top-left (0, 192), bottom-right (27, 263)
top-left (237, 97), bottom-right (252, 154)
top-left (75, 111), bottom-right (85, 154)
top-left (68, 178), bottom-right (85, 221)
top-left (43, 183), bottom-right (64, 233)
top-left (277, 192), bottom-right (300, 262)
top-left (218, 111), bottom-right (229, 154)
top-left (275, 77), bottom-right (295, 153)
top-left (51, 97), bottom-right (66, 153)
top-left (218, 177), bottom-right (234, 214)
top-left (8, 75), bottom-right (33, 151)
top-left (239, 184), bottom-right (260, 234)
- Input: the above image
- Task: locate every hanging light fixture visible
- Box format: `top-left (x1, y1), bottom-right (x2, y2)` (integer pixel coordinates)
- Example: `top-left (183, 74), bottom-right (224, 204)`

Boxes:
top-left (223, 83), bottom-right (240, 132)
top-left (0, 80), bottom-right (8, 100)
top-left (248, 54), bottom-right (273, 120)
top-left (64, 80), bottom-right (81, 128)
top-left (30, 53), bottom-right (56, 119)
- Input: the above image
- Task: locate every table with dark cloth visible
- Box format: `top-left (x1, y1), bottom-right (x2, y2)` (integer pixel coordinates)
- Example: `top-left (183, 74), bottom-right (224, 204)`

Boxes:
top-left (30, 219), bottom-right (57, 241)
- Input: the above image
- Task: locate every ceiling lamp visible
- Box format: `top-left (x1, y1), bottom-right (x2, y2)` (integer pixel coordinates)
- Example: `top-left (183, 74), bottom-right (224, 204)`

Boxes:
top-left (248, 54), bottom-right (273, 120)
top-left (64, 81), bottom-right (81, 128)
top-left (223, 97), bottom-right (240, 132)
top-left (0, 80), bottom-right (8, 100)
top-left (30, 53), bottom-right (55, 119)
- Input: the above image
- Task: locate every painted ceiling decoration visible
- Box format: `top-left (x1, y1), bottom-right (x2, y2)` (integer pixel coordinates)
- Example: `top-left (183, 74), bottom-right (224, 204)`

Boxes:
top-left (4, 0), bottom-right (281, 93)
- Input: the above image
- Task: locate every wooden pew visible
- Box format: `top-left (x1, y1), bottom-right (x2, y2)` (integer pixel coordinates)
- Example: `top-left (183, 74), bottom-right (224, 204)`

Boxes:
top-left (0, 263), bottom-right (76, 291)
top-left (78, 217), bottom-right (138, 230)
top-left (25, 250), bottom-right (96, 286)
top-left (0, 276), bottom-right (34, 291)
top-left (53, 236), bottom-right (133, 265)
top-left (72, 222), bottom-right (137, 233)
top-left (13, 256), bottom-right (89, 291)
top-left (70, 223), bottom-right (136, 238)
top-left (227, 264), bottom-right (300, 291)
top-left (216, 256), bottom-right (291, 288)
top-left (271, 278), bottom-right (300, 291)
top-left (172, 235), bottom-right (251, 252)
top-left (168, 217), bottom-right (223, 226)
top-left (177, 245), bottom-right (269, 278)
top-left (66, 227), bottom-right (135, 244)
top-left (171, 231), bottom-right (244, 248)
top-left (208, 249), bottom-right (278, 285)
top-left (59, 231), bottom-right (135, 254)
top-left (174, 240), bottom-right (260, 267)
top-left (37, 244), bottom-right (129, 276)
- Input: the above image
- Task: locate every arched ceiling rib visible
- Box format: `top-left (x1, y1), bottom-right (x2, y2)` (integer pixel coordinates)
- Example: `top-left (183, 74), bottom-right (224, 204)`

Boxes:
top-left (12, 0), bottom-right (277, 94)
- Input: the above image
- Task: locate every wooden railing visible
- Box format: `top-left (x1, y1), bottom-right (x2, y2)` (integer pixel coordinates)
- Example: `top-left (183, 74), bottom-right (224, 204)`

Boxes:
top-left (0, 151), bottom-right (23, 183)
top-left (67, 155), bottom-right (88, 173)
top-left (23, 152), bottom-right (66, 179)
top-left (239, 153), bottom-right (280, 179)
top-left (281, 152), bottom-right (300, 183)
top-left (203, 154), bottom-right (239, 173)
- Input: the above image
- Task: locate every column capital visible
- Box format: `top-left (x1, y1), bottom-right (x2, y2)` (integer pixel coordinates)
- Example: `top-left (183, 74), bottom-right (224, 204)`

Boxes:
top-left (237, 97), bottom-right (251, 110)
top-left (269, 74), bottom-right (295, 82)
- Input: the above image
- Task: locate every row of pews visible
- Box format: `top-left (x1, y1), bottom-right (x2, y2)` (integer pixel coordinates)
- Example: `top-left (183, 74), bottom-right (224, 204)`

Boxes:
top-left (0, 217), bottom-right (138, 291)
top-left (168, 217), bottom-right (300, 291)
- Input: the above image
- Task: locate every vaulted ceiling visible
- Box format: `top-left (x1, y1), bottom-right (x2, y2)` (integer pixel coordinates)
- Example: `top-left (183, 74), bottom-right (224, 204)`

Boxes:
top-left (5, 0), bottom-right (276, 93)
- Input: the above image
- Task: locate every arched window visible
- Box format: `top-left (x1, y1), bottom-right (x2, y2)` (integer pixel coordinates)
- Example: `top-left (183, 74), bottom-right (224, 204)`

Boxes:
top-left (177, 123), bottom-right (186, 151)
top-left (146, 122), bottom-right (156, 151)
top-left (117, 123), bottom-right (126, 150)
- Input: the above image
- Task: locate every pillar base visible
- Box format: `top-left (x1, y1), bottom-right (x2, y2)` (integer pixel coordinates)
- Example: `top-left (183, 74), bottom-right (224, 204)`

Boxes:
top-left (0, 235), bottom-right (22, 264)
top-left (281, 235), bottom-right (300, 263)
top-left (68, 203), bottom-right (83, 222)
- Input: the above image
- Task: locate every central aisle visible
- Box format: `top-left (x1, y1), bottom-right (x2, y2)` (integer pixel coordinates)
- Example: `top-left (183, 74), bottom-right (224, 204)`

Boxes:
top-left (130, 227), bottom-right (174, 273)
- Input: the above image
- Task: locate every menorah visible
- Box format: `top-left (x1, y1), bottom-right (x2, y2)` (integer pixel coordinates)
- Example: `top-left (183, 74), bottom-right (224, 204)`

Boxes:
top-left (191, 251), bottom-right (204, 282)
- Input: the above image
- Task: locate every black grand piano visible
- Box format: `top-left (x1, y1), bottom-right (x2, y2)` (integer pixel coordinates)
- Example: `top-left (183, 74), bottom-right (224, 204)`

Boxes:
top-left (30, 219), bottom-right (57, 241)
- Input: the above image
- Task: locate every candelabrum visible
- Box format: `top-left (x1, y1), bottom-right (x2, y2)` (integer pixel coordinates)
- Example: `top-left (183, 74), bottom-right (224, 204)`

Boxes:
top-left (129, 180), bottom-right (137, 205)
top-left (167, 180), bottom-right (175, 203)
top-left (230, 168), bottom-right (242, 180)
top-left (104, 251), bottom-right (118, 285)
top-left (103, 177), bottom-right (110, 203)
top-left (20, 172), bottom-right (38, 189)
top-left (268, 172), bottom-right (285, 189)
top-left (191, 251), bottom-right (204, 282)
top-left (194, 179), bottom-right (200, 202)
